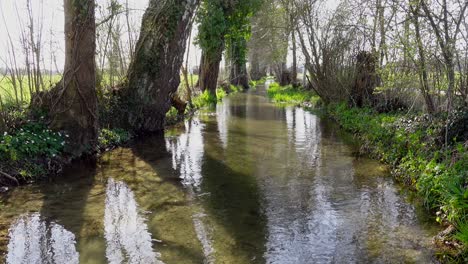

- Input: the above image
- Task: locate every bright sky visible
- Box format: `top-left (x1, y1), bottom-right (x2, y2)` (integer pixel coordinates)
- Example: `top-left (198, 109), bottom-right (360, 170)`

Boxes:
top-left (0, 0), bottom-right (339, 72)
top-left (0, 0), bottom-right (203, 72)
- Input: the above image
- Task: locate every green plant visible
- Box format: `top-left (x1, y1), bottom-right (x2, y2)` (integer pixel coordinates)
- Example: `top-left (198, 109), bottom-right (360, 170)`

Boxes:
top-left (454, 221), bottom-right (468, 245)
top-left (192, 89), bottom-right (226, 108)
top-left (266, 82), bottom-right (318, 104)
top-left (98, 128), bottom-right (130, 148)
top-left (0, 122), bottom-right (65, 161)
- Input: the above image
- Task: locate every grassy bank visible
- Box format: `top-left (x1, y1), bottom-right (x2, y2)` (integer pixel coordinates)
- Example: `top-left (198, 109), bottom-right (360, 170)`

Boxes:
top-left (266, 82), bottom-right (319, 105)
top-left (267, 83), bottom-right (468, 261)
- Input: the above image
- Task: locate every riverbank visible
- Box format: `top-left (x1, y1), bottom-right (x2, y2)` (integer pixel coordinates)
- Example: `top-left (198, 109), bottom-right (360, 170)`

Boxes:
top-left (267, 83), bottom-right (468, 262)
top-left (0, 86), bottom-right (237, 188)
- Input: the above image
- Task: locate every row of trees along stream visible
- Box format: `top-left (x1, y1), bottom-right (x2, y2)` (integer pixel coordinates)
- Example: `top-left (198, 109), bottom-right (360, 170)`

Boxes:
top-left (0, 0), bottom-right (467, 162)
top-left (26, 0), bottom-right (258, 158)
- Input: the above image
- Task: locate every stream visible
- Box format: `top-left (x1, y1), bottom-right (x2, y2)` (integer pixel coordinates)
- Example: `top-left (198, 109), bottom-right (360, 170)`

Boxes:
top-left (0, 86), bottom-right (439, 263)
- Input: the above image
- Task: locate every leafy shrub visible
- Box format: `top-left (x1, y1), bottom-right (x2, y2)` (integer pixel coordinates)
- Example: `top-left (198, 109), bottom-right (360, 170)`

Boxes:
top-left (192, 89), bottom-right (226, 108)
top-left (0, 122), bottom-right (65, 161)
top-left (98, 128), bottom-right (130, 148)
top-left (216, 88), bottom-right (227, 99)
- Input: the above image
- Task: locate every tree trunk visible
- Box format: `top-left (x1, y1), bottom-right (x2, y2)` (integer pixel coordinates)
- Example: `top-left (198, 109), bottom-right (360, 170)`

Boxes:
top-left (249, 52), bottom-right (261, 81)
top-left (119, 0), bottom-right (198, 133)
top-left (229, 38), bottom-right (250, 89)
top-left (291, 26), bottom-right (297, 84)
top-left (45, 0), bottom-right (98, 157)
top-left (199, 48), bottom-right (223, 97)
top-left (350, 51), bottom-right (377, 107)
top-left (411, 3), bottom-right (435, 114)
top-left (230, 60), bottom-right (249, 89)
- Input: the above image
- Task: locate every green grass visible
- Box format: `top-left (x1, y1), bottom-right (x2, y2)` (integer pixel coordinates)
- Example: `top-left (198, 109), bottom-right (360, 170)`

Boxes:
top-left (192, 88), bottom-right (226, 108)
top-left (179, 74), bottom-right (199, 89)
top-left (0, 73), bottom-right (200, 107)
top-left (0, 74), bottom-right (62, 106)
top-left (266, 82), bottom-right (319, 105)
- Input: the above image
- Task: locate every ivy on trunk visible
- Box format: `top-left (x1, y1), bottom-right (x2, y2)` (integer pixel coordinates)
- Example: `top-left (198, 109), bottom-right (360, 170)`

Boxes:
top-left (118, 0), bottom-right (198, 133)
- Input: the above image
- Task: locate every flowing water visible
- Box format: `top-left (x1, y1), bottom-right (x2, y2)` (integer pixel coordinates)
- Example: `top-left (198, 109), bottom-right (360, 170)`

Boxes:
top-left (0, 86), bottom-right (439, 263)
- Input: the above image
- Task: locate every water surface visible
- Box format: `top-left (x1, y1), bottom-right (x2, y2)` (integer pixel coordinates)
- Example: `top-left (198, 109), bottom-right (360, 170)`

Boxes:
top-left (0, 87), bottom-right (439, 263)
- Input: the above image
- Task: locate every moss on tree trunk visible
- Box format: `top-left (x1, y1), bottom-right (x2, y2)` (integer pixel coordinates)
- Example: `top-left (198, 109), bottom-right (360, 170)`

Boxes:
top-left (118, 0), bottom-right (198, 133)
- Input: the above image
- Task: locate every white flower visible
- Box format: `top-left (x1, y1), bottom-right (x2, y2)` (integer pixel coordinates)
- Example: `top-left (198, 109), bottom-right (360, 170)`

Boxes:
top-left (3, 132), bottom-right (7, 136)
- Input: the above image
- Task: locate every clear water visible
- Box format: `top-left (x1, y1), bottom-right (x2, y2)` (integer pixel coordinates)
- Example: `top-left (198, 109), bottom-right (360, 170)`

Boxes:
top-left (0, 87), bottom-right (439, 263)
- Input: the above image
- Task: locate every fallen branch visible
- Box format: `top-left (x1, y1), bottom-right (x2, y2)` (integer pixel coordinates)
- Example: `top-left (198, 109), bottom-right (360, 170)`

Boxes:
top-left (0, 170), bottom-right (19, 186)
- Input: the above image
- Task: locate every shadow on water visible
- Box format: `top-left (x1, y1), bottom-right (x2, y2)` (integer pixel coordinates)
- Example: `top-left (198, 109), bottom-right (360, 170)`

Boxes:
top-left (200, 121), bottom-right (267, 263)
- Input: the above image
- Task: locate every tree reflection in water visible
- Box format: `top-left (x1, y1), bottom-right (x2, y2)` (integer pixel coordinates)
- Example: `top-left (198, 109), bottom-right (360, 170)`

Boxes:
top-left (6, 213), bottom-right (79, 264)
top-left (104, 178), bottom-right (163, 264)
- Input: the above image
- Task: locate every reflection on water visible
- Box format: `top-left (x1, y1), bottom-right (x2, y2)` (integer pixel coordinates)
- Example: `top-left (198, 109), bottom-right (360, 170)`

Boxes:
top-left (216, 98), bottom-right (230, 149)
top-left (262, 104), bottom-right (434, 263)
top-left (6, 213), bottom-right (79, 264)
top-left (192, 212), bottom-right (215, 264)
top-left (104, 178), bottom-right (162, 264)
top-left (1, 86), bottom-right (439, 263)
top-left (166, 120), bottom-right (215, 263)
top-left (167, 119), bottom-right (205, 189)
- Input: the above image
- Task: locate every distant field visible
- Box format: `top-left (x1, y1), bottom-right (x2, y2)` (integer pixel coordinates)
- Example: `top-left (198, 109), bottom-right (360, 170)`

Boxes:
top-left (179, 74), bottom-right (199, 89)
top-left (0, 73), bottom-right (200, 107)
top-left (0, 74), bottom-right (62, 106)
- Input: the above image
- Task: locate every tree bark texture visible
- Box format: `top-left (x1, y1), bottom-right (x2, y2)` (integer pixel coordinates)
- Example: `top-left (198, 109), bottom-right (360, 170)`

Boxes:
top-left (350, 51), bottom-right (378, 107)
top-left (46, 0), bottom-right (98, 157)
top-left (229, 39), bottom-right (249, 89)
top-left (119, 0), bottom-right (198, 132)
top-left (199, 47), bottom-right (223, 96)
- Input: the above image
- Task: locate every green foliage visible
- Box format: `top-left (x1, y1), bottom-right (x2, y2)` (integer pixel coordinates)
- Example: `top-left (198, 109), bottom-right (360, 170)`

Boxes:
top-left (229, 85), bottom-right (242, 93)
top-left (266, 82), bottom-right (319, 104)
top-left (0, 122), bottom-right (65, 161)
top-left (196, 0), bottom-right (229, 60)
top-left (98, 128), bottom-right (130, 148)
top-left (455, 221), bottom-right (468, 245)
top-left (192, 88), bottom-right (230, 109)
top-left (249, 77), bottom-right (267, 87)
top-left (193, 90), bottom-right (220, 108)
top-left (216, 88), bottom-right (227, 99)
top-left (0, 74), bottom-right (61, 107)
top-left (197, 0), bottom-right (262, 65)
